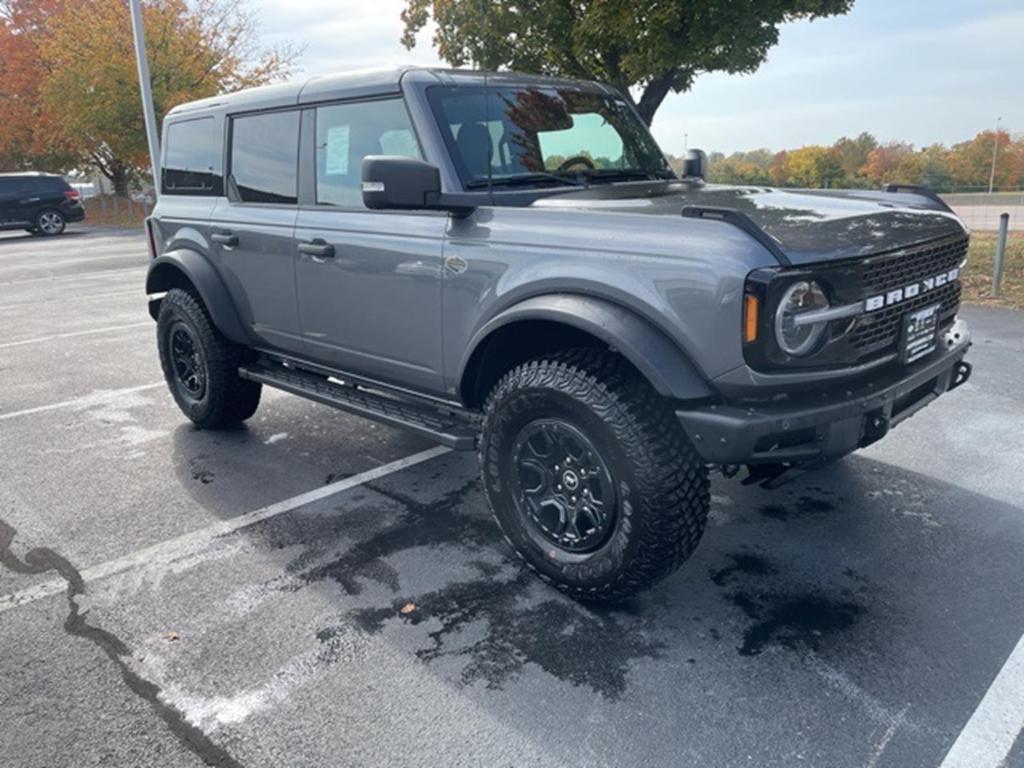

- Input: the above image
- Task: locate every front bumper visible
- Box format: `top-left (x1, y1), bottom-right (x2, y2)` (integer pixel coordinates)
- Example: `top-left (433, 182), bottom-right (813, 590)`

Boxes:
top-left (677, 319), bottom-right (972, 465)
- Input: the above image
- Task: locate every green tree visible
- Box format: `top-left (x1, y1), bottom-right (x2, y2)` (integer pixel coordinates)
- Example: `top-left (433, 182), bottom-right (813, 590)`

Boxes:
top-left (400, 0), bottom-right (855, 125)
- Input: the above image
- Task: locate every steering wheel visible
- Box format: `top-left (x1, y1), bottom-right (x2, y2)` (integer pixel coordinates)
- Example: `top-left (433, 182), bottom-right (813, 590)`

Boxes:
top-left (557, 155), bottom-right (596, 172)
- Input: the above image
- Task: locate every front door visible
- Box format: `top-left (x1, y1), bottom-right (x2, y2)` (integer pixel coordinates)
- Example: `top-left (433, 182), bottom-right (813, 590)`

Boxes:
top-left (294, 97), bottom-right (447, 395)
top-left (209, 109), bottom-right (303, 354)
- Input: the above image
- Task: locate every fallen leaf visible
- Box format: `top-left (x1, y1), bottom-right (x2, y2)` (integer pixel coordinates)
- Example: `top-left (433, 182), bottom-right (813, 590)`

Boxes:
top-left (399, 602), bottom-right (416, 614)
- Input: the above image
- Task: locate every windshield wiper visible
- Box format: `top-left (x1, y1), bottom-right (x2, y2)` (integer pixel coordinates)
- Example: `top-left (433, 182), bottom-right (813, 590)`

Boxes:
top-left (466, 172), bottom-right (587, 190)
top-left (585, 169), bottom-right (674, 183)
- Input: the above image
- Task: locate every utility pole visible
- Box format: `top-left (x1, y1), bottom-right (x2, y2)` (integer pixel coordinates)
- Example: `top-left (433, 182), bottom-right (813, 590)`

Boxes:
top-left (129, 0), bottom-right (161, 197)
top-left (988, 116), bottom-right (1002, 194)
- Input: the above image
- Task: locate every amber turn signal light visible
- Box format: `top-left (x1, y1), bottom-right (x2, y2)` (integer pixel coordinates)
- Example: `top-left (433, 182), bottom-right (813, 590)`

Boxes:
top-left (743, 294), bottom-right (760, 343)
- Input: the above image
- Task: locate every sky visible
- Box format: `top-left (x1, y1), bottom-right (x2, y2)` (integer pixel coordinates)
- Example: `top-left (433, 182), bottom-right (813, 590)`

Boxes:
top-left (253, 0), bottom-right (1024, 156)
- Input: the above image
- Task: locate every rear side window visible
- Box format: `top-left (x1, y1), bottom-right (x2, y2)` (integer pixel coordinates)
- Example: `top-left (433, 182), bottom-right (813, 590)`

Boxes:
top-left (230, 110), bottom-right (300, 204)
top-left (163, 118), bottom-right (220, 195)
top-left (315, 99), bottom-right (421, 207)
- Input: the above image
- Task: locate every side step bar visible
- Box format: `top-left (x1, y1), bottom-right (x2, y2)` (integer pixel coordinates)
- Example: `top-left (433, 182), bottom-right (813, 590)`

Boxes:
top-left (239, 362), bottom-right (479, 450)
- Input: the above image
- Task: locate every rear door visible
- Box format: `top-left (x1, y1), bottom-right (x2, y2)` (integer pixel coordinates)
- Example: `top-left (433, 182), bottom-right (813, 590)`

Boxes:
top-left (209, 108), bottom-right (303, 353)
top-left (293, 97), bottom-right (447, 395)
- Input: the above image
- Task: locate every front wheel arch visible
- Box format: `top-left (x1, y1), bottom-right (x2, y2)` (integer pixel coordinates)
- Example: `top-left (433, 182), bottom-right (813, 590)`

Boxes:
top-left (459, 294), bottom-right (714, 408)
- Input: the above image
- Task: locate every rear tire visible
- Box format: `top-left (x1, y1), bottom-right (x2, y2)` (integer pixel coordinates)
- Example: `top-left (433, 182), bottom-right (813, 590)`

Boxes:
top-left (479, 349), bottom-right (710, 603)
top-left (35, 209), bottom-right (65, 236)
top-left (156, 288), bottom-right (261, 429)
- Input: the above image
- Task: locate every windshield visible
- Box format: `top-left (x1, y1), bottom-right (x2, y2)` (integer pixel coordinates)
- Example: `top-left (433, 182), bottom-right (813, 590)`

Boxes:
top-left (427, 85), bottom-right (675, 189)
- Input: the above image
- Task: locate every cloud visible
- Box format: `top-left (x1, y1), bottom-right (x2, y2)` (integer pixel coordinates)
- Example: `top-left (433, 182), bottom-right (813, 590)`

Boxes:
top-left (250, 0), bottom-right (1023, 155)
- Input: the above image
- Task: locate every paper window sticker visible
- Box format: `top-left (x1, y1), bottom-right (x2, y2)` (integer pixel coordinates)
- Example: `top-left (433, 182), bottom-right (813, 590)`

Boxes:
top-left (324, 125), bottom-right (350, 176)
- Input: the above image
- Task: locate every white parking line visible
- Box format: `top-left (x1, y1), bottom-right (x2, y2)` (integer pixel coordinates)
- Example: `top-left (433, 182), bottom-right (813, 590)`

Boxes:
top-left (1, 266), bottom-right (146, 286)
top-left (0, 287), bottom-right (140, 310)
top-left (939, 632), bottom-right (1024, 768)
top-left (0, 382), bottom-right (165, 422)
top-left (0, 445), bottom-right (451, 615)
top-left (0, 252), bottom-right (145, 274)
top-left (0, 321), bottom-right (151, 349)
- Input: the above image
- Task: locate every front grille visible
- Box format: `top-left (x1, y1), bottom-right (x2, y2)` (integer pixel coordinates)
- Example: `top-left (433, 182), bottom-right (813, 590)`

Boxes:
top-left (847, 235), bottom-right (967, 357)
top-left (861, 236), bottom-right (967, 294)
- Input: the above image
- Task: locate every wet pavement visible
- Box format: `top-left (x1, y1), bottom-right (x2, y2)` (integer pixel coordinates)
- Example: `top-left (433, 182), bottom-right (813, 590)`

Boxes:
top-left (1, 227), bottom-right (1022, 767)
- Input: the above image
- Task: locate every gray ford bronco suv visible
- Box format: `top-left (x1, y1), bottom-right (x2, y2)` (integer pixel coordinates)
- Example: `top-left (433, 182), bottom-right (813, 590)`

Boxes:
top-left (146, 67), bottom-right (973, 602)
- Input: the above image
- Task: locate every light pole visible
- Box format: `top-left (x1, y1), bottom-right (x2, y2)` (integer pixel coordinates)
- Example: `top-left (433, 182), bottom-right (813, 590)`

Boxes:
top-left (988, 116), bottom-right (1002, 194)
top-left (129, 0), bottom-right (161, 197)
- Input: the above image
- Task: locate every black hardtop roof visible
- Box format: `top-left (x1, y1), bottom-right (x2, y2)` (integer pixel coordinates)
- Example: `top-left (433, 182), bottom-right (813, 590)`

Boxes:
top-left (164, 67), bottom-right (614, 120)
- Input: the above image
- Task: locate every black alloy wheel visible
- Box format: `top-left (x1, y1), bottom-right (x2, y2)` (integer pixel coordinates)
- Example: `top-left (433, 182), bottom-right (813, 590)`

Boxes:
top-left (168, 321), bottom-right (207, 402)
top-left (510, 419), bottom-right (616, 554)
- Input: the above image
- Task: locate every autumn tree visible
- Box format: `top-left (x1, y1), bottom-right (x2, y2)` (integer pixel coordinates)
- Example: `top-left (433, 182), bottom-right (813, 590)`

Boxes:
top-left (400, 0), bottom-right (855, 125)
top-left (859, 142), bottom-right (921, 187)
top-left (831, 132), bottom-right (877, 185)
top-left (1, 0), bottom-right (297, 194)
top-left (0, 0), bottom-right (77, 170)
top-left (947, 130), bottom-right (1023, 192)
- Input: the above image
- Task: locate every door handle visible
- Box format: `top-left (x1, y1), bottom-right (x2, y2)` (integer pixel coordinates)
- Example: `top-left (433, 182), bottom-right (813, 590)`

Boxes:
top-left (211, 231), bottom-right (238, 246)
top-left (297, 240), bottom-right (335, 260)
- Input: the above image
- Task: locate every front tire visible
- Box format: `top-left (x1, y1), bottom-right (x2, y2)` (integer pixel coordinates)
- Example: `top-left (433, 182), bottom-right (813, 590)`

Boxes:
top-left (480, 349), bottom-right (710, 603)
top-left (156, 288), bottom-right (261, 429)
top-left (35, 209), bottom-right (65, 236)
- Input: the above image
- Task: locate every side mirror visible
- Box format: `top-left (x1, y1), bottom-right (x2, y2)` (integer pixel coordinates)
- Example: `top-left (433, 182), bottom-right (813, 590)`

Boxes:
top-left (682, 149), bottom-right (708, 181)
top-left (362, 156), bottom-right (441, 210)
top-left (361, 156), bottom-right (474, 215)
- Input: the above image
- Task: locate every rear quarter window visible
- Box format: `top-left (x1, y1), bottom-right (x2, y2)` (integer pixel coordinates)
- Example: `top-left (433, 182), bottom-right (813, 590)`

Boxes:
top-left (163, 117), bottom-right (221, 196)
top-left (229, 110), bottom-right (300, 205)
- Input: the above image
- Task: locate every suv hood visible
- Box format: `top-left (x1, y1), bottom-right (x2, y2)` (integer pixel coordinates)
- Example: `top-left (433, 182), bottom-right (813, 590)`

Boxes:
top-left (532, 183), bottom-right (967, 265)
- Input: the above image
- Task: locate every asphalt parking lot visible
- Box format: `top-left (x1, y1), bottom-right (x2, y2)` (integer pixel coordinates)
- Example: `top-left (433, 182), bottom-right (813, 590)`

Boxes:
top-left (1, 227), bottom-right (1023, 768)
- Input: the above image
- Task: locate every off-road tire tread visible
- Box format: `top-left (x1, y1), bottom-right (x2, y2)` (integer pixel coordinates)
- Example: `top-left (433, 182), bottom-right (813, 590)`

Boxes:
top-left (157, 288), bottom-right (261, 428)
top-left (480, 348), bottom-right (709, 603)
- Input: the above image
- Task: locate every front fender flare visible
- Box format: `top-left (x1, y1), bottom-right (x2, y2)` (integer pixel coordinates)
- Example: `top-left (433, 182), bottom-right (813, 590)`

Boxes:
top-left (461, 294), bottom-right (714, 401)
top-left (145, 250), bottom-right (249, 345)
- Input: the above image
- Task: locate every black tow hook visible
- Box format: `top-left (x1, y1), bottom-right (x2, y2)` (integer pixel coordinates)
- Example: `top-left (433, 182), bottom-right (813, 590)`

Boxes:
top-left (949, 360), bottom-right (973, 391)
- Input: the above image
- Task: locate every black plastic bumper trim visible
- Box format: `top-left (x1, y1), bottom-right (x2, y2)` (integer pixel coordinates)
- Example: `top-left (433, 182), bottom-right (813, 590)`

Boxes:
top-left (676, 345), bottom-right (971, 465)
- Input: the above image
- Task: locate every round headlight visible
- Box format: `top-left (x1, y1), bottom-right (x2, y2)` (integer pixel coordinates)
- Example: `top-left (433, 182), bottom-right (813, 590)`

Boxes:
top-left (775, 280), bottom-right (830, 356)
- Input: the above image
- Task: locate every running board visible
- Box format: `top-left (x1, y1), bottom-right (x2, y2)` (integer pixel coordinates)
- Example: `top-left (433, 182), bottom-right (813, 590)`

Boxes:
top-left (238, 363), bottom-right (479, 450)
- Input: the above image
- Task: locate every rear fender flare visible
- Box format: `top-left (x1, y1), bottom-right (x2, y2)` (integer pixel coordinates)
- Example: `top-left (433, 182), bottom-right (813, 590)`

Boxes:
top-left (461, 294), bottom-right (713, 402)
top-left (145, 250), bottom-right (249, 345)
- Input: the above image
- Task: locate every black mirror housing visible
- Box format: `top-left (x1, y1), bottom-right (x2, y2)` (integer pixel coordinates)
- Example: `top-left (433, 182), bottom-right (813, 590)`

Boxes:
top-left (362, 156), bottom-right (443, 210)
top-left (682, 149), bottom-right (708, 181)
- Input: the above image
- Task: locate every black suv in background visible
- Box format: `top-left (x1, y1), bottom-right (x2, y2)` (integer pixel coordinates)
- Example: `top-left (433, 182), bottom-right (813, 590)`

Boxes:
top-left (0, 172), bottom-right (85, 235)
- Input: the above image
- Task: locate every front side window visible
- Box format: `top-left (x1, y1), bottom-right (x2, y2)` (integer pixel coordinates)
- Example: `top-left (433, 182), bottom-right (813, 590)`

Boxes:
top-left (163, 117), bottom-right (219, 195)
top-left (315, 98), bottom-right (421, 207)
top-left (428, 86), bottom-right (674, 189)
top-left (230, 110), bottom-right (300, 204)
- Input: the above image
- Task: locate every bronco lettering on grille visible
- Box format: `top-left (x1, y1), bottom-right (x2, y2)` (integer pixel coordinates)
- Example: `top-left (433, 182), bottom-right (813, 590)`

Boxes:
top-left (864, 267), bottom-right (960, 312)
